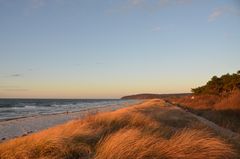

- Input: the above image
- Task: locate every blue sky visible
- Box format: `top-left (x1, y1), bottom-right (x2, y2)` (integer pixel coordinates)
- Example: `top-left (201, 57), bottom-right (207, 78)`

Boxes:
top-left (0, 0), bottom-right (240, 98)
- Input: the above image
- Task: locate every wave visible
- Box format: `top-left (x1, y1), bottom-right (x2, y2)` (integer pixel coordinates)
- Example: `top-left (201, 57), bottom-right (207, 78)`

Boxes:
top-left (0, 99), bottom-right (140, 120)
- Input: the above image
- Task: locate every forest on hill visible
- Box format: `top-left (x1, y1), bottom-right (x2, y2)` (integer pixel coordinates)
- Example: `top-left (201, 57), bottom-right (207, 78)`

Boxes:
top-left (192, 71), bottom-right (240, 96)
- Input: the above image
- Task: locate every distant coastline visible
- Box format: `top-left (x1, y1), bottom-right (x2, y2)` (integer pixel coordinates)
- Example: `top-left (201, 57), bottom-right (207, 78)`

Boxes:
top-left (121, 93), bottom-right (191, 99)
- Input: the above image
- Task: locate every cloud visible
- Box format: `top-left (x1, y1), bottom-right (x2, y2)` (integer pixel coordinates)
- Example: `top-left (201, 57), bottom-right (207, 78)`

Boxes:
top-left (3, 88), bottom-right (29, 92)
top-left (96, 62), bottom-right (104, 65)
top-left (176, 0), bottom-right (192, 4)
top-left (130, 0), bottom-right (144, 6)
top-left (152, 26), bottom-right (161, 32)
top-left (9, 74), bottom-right (22, 77)
top-left (129, 0), bottom-right (193, 6)
top-left (208, 9), bottom-right (223, 21)
top-left (0, 74), bottom-right (23, 78)
top-left (107, 0), bottom-right (193, 13)
top-left (208, 6), bottom-right (240, 22)
top-left (0, 85), bottom-right (29, 92)
top-left (30, 0), bottom-right (46, 9)
top-left (28, 0), bottom-right (65, 10)
top-left (0, 85), bottom-right (15, 89)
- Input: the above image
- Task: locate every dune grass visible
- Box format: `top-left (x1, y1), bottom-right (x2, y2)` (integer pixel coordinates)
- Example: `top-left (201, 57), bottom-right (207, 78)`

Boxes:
top-left (0, 99), bottom-right (237, 159)
top-left (168, 91), bottom-right (240, 134)
top-left (95, 128), bottom-right (234, 159)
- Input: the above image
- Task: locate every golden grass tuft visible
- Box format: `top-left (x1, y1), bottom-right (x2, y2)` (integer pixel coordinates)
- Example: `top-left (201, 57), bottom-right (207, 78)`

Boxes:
top-left (0, 99), bottom-right (237, 159)
top-left (95, 128), bottom-right (235, 159)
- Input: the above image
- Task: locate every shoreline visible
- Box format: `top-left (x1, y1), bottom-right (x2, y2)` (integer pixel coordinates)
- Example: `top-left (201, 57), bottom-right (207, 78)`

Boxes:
top-left (0, 103), bottom-right (133, 122)
top-left (0, 99), bottom-right (139, 122)
top-left (0, 101), bottom-right (140, 141)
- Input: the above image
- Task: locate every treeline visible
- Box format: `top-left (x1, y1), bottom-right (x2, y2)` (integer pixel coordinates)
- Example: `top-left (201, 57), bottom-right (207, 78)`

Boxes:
top-left (192, 71), bottom-right (240, 95)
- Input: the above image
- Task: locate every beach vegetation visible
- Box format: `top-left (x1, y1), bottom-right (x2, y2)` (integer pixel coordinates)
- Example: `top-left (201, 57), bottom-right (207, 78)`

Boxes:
top-left (191, 71), bottom-right (240, 96)
top-left (0, 100), bottom-right (237, 159)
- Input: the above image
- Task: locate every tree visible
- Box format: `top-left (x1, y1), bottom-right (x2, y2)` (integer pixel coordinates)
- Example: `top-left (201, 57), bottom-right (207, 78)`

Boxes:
top-left (192, 71), bottom-right (240, 96)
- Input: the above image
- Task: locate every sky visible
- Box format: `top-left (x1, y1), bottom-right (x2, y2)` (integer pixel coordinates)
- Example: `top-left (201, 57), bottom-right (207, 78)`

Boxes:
top-left (0, 0), bottom-right (240, 99)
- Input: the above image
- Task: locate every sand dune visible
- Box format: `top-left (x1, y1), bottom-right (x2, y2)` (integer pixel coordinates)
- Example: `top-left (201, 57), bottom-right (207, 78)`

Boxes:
top-left (0, 99), bottom-right (238, 159)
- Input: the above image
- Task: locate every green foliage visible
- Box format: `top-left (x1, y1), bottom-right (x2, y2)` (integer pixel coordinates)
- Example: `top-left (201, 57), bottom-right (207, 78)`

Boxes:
top-left (192, 71), bottom-right (240, 95)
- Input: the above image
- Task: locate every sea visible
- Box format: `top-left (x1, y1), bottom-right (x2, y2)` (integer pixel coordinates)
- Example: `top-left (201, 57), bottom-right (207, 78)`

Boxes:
top-left (0, 99), bottom-right (139, 121)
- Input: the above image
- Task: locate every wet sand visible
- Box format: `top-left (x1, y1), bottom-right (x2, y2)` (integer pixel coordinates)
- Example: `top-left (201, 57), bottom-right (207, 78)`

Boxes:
top-left (0, 103), bottom-right (133, 141)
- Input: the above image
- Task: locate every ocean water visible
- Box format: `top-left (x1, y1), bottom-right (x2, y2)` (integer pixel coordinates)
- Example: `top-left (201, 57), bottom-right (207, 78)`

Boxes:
top-left (0, 99), bottom-right (139, 121)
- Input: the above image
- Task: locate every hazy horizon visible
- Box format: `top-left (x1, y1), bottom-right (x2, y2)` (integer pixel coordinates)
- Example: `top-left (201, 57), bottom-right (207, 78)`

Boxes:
top-left (1, 0), bottom-right (240, 98)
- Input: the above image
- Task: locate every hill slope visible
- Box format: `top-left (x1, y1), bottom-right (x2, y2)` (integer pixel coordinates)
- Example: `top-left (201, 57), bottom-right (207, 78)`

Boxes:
top-left (121, 93), bottom-right (191, 99)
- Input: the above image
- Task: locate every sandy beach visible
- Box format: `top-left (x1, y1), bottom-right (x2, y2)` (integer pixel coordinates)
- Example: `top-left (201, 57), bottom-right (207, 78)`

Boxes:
top-left (0, 102), bottom-right (135, 141)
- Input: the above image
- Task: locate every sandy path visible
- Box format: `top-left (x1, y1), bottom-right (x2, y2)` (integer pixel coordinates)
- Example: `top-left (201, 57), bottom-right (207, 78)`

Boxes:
top-left (169, 103), bottom-right (240, 140)
top-left (0, 104), bottom-right (131, 141)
